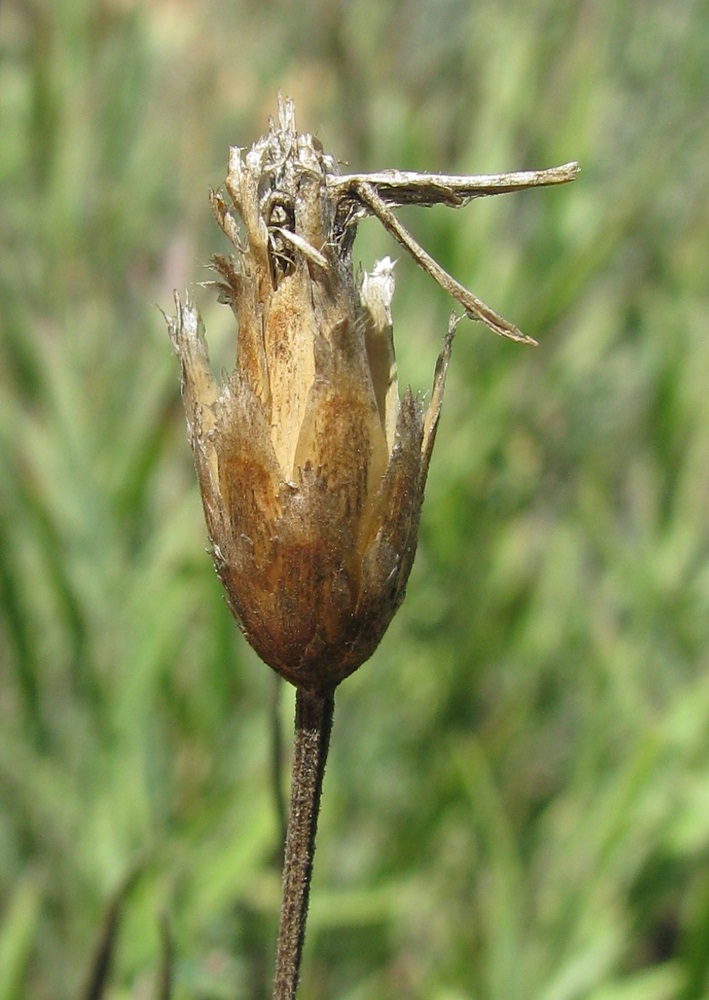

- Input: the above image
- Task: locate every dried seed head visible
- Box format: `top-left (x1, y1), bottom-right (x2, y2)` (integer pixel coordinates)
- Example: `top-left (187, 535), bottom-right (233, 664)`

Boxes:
top-left (167, 98), bottom-right (453, 691)
top-left (166, 99), bottom-right (580, 690)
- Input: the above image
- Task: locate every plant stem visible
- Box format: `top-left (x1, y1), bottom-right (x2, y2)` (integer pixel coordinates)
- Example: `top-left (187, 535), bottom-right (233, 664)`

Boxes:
top-left (272, 687), bottom-right (335, 1000)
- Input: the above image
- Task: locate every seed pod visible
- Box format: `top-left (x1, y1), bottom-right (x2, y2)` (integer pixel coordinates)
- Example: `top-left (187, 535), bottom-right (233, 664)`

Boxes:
top-left (166, 98), bottom-right (453, 691)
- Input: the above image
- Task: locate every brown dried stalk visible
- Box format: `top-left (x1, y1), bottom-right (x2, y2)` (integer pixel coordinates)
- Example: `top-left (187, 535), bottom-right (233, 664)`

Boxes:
top-left (77, 866), bottom-right (143, 1000)
top-left (166, 96), bottom-right (578, 999)
top-left (273, 689), bottom-right (334, 999)
top-left (330, 161), bottom-right (579, 206)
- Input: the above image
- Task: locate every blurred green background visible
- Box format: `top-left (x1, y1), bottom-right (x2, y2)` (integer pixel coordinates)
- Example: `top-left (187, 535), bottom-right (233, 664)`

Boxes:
top-left (2, 0), bottom-right (709, 997)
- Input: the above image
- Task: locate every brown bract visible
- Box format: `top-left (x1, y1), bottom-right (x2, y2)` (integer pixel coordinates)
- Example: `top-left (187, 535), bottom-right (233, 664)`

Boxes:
top-left (167, 98), bottom-right (452, 691)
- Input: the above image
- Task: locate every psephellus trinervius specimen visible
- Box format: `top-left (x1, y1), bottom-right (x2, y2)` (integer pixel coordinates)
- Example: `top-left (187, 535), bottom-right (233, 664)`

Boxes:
top-left (166, 96), bottom-right (578, 1000)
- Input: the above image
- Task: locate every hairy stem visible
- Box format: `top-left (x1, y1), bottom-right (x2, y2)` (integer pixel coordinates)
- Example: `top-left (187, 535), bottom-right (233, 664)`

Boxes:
top-left (273, 687), bottom-right (335, 1000)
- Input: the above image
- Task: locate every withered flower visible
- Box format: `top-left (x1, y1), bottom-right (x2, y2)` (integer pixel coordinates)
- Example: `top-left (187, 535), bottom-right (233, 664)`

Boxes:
top-left (167, 107), bottom-right (451, 692)
top-left (166, 98), bottom-right (577, 1000)
top-left (168, 99), bottom-right (578, 693)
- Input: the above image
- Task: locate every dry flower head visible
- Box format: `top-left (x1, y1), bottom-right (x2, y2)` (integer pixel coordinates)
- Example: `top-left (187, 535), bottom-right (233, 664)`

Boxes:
top-left (166, 97), bottom-right (578, 692)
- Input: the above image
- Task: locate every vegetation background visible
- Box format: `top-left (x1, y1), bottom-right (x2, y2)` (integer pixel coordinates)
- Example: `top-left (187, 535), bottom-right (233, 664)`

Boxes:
top-left (2, 0), bottom-right (709, 997)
